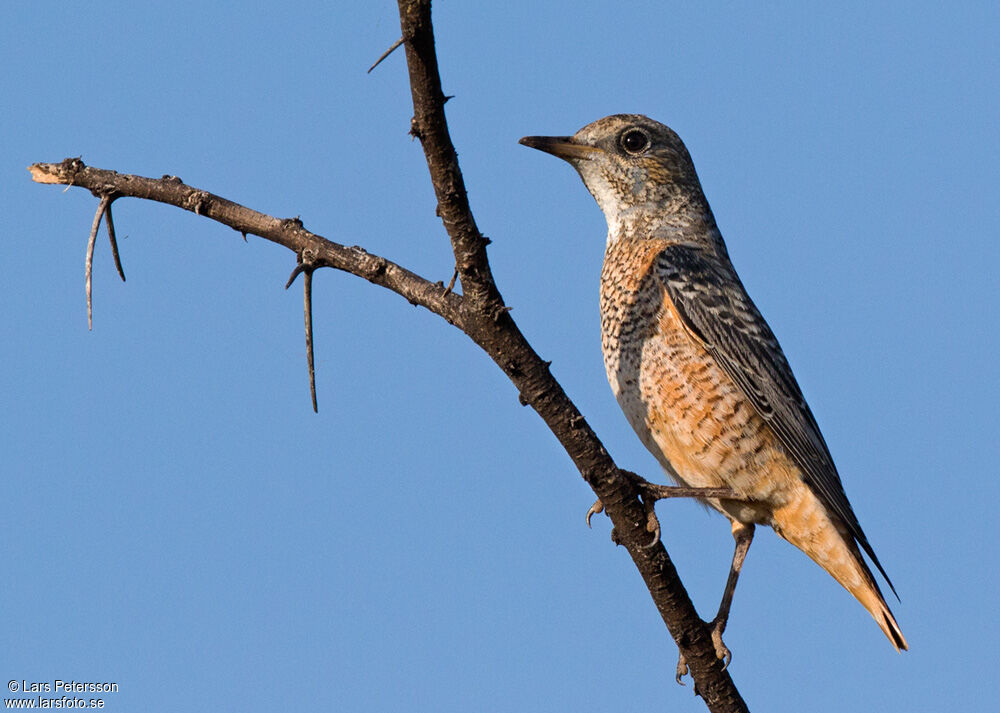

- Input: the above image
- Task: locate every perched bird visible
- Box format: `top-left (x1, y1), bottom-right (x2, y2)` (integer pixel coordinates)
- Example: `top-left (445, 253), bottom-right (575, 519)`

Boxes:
top-left (520, 115), bottom-right (906, 671)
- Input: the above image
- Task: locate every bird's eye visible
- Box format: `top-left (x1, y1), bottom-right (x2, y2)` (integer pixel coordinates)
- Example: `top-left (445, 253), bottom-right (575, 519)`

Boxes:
top-left (620, 128), bottom-right (651, 155)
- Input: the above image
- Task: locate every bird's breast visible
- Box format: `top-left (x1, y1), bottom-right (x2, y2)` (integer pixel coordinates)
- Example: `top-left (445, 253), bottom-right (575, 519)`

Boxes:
top-left (600, 239), bottom-right (800, 523)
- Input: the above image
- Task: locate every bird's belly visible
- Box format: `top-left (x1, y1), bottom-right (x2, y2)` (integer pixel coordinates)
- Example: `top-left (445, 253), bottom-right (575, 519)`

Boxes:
top-left (605, 320), bottom-right (800, 525)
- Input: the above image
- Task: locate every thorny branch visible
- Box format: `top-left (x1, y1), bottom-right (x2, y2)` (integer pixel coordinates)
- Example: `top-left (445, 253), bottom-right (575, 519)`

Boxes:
top-left (29, 1), bottom-right (750, 710)
top-left (29, 158), bottom-right (466, 332)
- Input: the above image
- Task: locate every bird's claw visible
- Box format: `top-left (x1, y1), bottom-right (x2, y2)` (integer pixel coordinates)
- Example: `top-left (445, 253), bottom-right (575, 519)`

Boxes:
top-left (586, 499), bottom-right (604, 528)
top-left (586, 500), bottom-right (622, 545)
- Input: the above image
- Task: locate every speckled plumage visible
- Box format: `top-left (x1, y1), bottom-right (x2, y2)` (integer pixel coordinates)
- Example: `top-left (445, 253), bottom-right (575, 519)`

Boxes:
top-left (522, 114), bottom-right (906, 654)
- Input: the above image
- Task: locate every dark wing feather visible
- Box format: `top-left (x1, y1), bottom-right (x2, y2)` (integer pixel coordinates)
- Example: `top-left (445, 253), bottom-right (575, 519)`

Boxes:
top-left (655, 244), bottom-right (897, 597)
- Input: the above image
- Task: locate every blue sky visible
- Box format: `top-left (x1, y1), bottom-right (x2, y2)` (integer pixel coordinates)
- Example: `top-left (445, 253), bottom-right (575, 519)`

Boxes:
top-left (2, 2), bottom-right (997, 711)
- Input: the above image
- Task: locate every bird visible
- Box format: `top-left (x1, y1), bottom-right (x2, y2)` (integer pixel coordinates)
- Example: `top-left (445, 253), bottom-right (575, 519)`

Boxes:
top-left (519, 114), bottom-right (906, 674)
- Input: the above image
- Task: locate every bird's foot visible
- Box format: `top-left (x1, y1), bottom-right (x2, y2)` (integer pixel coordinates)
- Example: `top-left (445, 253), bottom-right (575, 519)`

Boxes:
top-left (674, 618), bottom-right (732, 685)
top-left (640, 494), bottom-right (661, 547)
top-left (611, 471), bottom-right (662, 546)
top-left (586, 474), bottom-right (664, 546)
top-left (709, 617), bottom-right (732, 669)
top-left (675, 652), bottom-right (690, 685)
top-left (586, 492), bottom-right (660, 547)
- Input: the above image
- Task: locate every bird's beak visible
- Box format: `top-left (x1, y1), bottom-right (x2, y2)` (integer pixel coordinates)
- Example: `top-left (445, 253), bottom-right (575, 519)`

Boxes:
top-left (519, 135), bottom-right (601, 161)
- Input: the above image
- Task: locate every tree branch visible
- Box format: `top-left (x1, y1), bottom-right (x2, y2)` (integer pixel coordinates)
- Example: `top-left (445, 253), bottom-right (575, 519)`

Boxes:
top-left (394, 2), bottom-right (747, 709)
top-left (28, 1), bottom-right (750, 709)
top-left (28, 159), bottom-right (466, 332)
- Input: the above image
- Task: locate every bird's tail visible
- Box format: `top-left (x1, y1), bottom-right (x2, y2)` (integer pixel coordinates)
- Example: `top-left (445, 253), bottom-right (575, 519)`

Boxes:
top-left (771, 488), bottom-right (908, 651)
top-left (836, 540), bottom-right (908, 651)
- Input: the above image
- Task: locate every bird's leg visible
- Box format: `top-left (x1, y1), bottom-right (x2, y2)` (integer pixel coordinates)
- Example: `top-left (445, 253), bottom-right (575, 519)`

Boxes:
top-left (587, 470), bottom-right (739, 548)
top-left (627, 470), bottom-right (739, 547)
top-left (676, 521), bottom-right (755, 683)
top-left (712, 522), bottom-right (755, 643)
top-left (587, 471), bottom-right (755, 681)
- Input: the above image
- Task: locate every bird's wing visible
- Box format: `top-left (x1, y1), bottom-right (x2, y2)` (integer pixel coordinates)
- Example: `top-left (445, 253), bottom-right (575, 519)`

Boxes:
top-left (654, 244), bottom-right (896, 596)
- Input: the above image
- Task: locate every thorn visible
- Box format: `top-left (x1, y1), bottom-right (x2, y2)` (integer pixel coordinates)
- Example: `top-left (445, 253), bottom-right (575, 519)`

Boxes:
top-left (285, 251), bottom-right (321, 412)
top-left (103, 199), bottom-right (126, 282)
top-left (367, 36), bottom-right (405, 74)
top-left (241, 231), bottom-right (248, 242)
top-left (492, 305), bottom-right (513, 322)
top-left (85, 195), bottom-right (112, 330)
top-left (443, 267), bottom-right (458, 296)
top-left (303, 269), bottom-right (318, 413)
top-left (442, 94), bottom-right (454, 104)
top-left (287, 251), bottom-right (320, 411)
top-left (285, 263), bottom-right (306, 290)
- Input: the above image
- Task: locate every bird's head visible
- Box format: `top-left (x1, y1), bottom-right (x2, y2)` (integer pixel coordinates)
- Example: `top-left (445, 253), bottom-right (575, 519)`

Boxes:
top-left (520, 114), bottom-right (712, 243)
